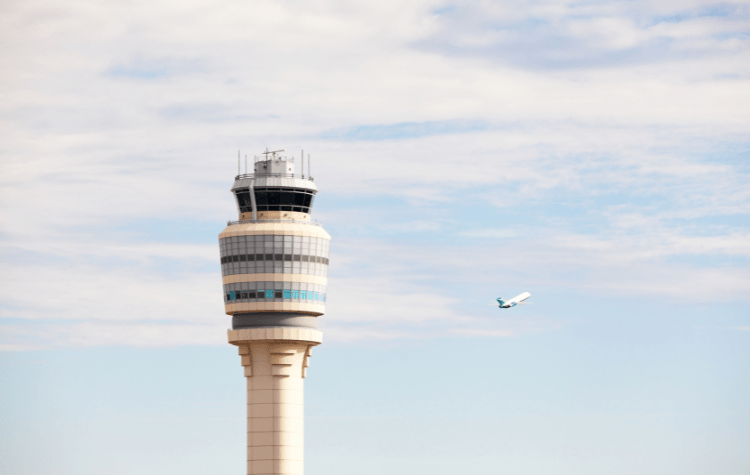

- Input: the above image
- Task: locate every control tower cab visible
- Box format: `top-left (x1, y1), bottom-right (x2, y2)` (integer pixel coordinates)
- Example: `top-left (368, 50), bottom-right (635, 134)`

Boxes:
top-left (219, 150), bottom-right (330, 330)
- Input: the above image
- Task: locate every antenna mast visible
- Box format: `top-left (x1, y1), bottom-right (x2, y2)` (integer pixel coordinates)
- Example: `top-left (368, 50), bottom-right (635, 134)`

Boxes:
top-left (262, 148), bottom-right (284, 160)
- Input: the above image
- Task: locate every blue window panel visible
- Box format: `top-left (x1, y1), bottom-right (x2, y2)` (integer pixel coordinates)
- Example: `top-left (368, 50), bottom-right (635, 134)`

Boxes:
top-left (314, 292), bottom-right (319, 301)
top-left (301, 290), bottom-right (307, 299)
top-left (292, 290), bottom-right (299, 299)
top-left (265, 290), bottom-right (274, 299)
top-left (230, 291), bottom-right (236, 300)
top-left (322, 293), bottom-right (326, 302)
top-left (283, 289), bottom-right (292, 299)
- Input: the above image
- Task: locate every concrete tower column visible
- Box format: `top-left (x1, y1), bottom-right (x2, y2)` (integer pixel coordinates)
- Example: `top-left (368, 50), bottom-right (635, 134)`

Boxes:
top-left (228, 328), bottom-right (322, 475)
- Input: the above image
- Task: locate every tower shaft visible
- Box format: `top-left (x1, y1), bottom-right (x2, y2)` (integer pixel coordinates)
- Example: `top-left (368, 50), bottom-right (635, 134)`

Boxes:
top-left (229, 328), bottom-right (321, 475)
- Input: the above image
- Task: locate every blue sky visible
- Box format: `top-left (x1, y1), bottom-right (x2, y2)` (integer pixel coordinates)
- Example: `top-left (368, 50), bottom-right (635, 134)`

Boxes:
top-left (0, 0), bottom-right (748, 474)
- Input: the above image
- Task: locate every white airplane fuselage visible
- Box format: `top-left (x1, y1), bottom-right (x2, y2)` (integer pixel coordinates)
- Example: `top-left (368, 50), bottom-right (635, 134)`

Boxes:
top-left (497, 292), bottom-right (531, 308)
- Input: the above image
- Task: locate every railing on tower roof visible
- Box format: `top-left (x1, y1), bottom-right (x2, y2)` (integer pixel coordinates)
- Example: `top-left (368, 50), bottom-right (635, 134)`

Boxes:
top-left (235, 173), bottom-right (314, 181)
top-left (227, 218), bottom-right (322, 227)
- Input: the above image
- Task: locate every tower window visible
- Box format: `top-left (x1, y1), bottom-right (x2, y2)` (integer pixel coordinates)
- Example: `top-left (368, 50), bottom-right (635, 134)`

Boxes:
top-left (235, 187), bottom-right (316, 214)
top-left (236, 191), bottom-right (252, 210)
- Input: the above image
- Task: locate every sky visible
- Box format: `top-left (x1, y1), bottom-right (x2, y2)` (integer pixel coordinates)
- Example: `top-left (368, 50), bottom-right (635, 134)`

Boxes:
top-left (0, 0), bottom-right (749, 474)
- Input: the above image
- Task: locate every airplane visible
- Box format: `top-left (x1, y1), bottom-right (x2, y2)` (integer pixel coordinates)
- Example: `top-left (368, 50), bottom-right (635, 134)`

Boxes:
top-left (496, 292), bottom-right (531, 308)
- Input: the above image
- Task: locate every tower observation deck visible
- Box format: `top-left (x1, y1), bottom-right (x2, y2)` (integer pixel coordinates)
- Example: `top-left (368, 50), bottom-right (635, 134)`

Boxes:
top-left (219, 150), bottom-right (330, 475)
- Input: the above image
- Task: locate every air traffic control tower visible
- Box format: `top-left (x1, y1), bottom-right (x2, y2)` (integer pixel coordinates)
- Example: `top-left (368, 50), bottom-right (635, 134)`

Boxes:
top-left (218, 150), bottom-right (330, 475)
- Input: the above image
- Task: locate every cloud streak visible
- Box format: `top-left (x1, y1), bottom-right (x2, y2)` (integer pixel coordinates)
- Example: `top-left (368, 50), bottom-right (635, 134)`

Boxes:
top-left (1, 0), bottom-right (748, 349)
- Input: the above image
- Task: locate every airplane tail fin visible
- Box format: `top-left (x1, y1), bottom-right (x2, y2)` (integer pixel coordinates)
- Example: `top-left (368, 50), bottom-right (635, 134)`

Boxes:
top-left (496, 298), bottom-right (505, 306)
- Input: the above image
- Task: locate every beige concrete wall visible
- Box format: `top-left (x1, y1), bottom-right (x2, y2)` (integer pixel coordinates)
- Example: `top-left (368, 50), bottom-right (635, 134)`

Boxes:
top-left (229, 329), bottom-right (321, 475)
top-left (236, 340), bottom-right (316, 475)
top-left (219, 222), bottom-right (331, 241)
top-left (239, 211), bottom-right (311, 222)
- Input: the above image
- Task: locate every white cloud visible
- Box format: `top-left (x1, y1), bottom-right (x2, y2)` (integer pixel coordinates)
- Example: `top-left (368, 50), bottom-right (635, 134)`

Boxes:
top-left (1, 0), bottom-right (748, 349)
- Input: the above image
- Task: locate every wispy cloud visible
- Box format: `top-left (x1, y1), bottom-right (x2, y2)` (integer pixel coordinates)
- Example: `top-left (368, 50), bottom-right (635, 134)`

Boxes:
top-left (418, 1), bottom-right (750, 70)
top-left (320, 120), bottom-right (489, 141)
top-left (1, 0), bottom-right (748, 349)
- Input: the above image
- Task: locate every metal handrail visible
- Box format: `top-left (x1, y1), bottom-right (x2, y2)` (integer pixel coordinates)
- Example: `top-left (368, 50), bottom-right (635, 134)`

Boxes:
top-left (235, 173), bottom-right (314, 181)
top-left (227, 218), bottom-right (322, 227)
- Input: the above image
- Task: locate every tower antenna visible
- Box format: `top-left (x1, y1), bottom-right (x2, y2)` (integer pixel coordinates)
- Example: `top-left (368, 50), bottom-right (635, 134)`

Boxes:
top-left (308, 154), bottom-right (311, 178)
top-left (262, 148), bottom-right (284, 160)
top-left (238, 150), bottom-right (240, 175)
top-left (245, 155), bottom-right (247, 174)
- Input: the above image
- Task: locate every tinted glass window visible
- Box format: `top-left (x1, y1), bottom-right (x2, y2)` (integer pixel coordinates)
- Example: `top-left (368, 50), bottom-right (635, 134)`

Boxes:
top-left (236, 191), bottom-right (252, 212)
top-left (280, 192), bottom-right (295, 206)
top-left (267, 191), bottom-right (281, 206)
top-left (253, 188), bottom-right (315, 213)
